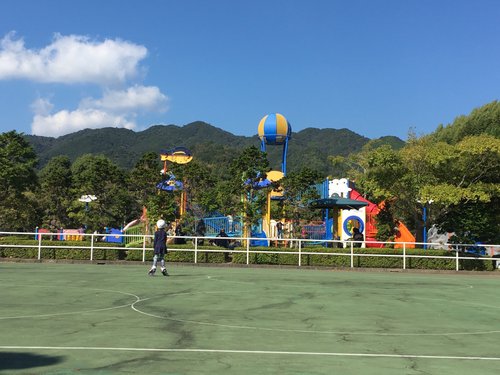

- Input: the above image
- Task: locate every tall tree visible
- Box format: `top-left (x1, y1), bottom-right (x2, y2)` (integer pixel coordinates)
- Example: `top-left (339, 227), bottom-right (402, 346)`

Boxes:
top-left (0, 131), bottom-right (40, 231)
top-left (227, 146), bottom-right (270, 236)
top-left (430, 100), bottom-right (500, 143)
top-left (38, 155), bottom-right (73, 229)
top-left (69, 154), bottom-right (136, 231)
top-left (128, 152), bottom-right (162, 207)
top-left (355, 135), bottom-right (500, 243)
top-left (170, 160), bottom-right (218, 218)
top-left (279, 167), bottom-right (323, 238)
top-left (418, 135), bottom-right (500, 243)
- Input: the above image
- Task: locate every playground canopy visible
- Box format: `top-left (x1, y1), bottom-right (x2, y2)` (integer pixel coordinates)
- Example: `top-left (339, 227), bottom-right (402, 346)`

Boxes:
top-left (309, 195), bottom-right (368, 210)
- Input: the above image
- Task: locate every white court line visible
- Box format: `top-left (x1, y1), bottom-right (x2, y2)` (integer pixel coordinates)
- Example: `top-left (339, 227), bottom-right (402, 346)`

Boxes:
top-left (3, 283), bottom-right (499, 337)
top-left (0, 346), bottom-right (499, 361)
top-left (0, 288), bottom-right (142, 320)
top-left (131, 295), bottom-right (500, 337)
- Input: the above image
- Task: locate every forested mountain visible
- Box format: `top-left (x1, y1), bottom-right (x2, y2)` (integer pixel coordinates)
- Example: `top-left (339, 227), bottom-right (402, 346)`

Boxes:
top-left (428, 100), bottom-right (500, 143)
top-left (24, 121), bottom-right (405, 175)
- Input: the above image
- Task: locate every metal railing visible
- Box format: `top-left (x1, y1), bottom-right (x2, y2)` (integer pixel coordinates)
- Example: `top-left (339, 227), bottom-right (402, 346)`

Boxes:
top-left (0, 231), bottom-right (499, 271)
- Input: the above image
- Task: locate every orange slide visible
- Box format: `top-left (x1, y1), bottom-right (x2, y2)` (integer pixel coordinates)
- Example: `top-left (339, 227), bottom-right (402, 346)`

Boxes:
top-left (394, 221), bottom-right (415, 248)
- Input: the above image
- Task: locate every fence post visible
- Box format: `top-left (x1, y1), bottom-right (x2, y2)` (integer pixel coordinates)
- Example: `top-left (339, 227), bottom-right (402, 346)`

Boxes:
top-left (403, 243), bottom-right (406, 270)
top-left (142, 234), bottom-right (146, 263)
top-left (37, 232), bottom-right (42, 260)
top-left (194, 237), bottom-right (198, 264)
top-left (246, 236), bottom-right (250, 265)
top-left (350, 242), bottom-right (354, 268)
top-left (298, 239), bottom-right (302, 267)
top-left (456, 250), bottom-right (459, 271)
top-left (90, 233), bottom-right (94, 261)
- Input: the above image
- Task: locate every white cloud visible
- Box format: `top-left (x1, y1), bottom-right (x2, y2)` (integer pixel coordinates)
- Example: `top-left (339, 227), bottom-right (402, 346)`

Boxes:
top-left (31, 85), bottom-right (168, 137)
top-left (30, 97), bottom-right (54, 116)
top-left (0, 32), bottom-right (147, 84)
top-left (32, 106), bottom-right (136, 138)
top-left (2, 31), bottom-right (170, 137)
top-left (82, 85), bottom-right (168, 112)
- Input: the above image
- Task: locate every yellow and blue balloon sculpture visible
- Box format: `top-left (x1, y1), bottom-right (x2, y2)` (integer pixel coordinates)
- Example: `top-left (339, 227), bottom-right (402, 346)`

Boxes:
top-left (257, 113), bottom-right (292, 175)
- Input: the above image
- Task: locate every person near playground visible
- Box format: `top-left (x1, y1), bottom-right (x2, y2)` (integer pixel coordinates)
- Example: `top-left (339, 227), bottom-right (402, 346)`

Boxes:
top-left (216, 227), bottom-right (233, 261)
top-left (276, 221), bottom-right (284, 239)
top-left (148, 219), bottom-right (169, 276)
top-left (174, 222), bottom-right (186, 244)
top-left (166, 223), bottom-right (175, 244)
top-left (352, 227), bottom-right (364, 247)
top-left (195, 219), bottom-right (206, 245)
top-left (216, 228), bottom-right (230, 248)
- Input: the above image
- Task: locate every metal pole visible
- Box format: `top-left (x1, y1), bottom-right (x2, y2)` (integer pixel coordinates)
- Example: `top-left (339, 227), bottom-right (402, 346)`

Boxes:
top-left (298, 239), bottom-right (302, 267)
top-left (194, 236), bottom-right (198, 264)
top-left (142, 234), bottom-right (146, 263)
top-left (350, 242), bottom-right (354, 268)
top-left (423, 205), bottom-right (427, 250)
top-left (246, 236), bottom-right (250, 265)
top-left (403, 243), bottom-right (406, 270)
top-left (37, 232), bottom-right (42, 260)
top-left (456, 250), bottom-right (459, 271)
top-left (90, 233), bottom-right (94, 261)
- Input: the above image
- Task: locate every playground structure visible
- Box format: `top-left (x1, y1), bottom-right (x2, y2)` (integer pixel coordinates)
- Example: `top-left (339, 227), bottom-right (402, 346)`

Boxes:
top-left (307, 178), bottom-right (416, 247)
top-left (35, 193), bottom-right (125, 243)
top-left (118, 113), bottom-right (412, 248)
top-left (202, 215), bottom-right (242, 237)
top-left (104, 116), bottom-right (416, 248)
top-left (121, 147), bottom-right (193, 245)
top-left (158, 146), bottom-right (193, 217)
top-left (238, 114), bottom-right (415, 248)
top-left (258, 113), bottom-right (292, 175)
top-left (255, 113), bottom-right (292, 240)
top-left (34, 227), bottom-right (124, 243)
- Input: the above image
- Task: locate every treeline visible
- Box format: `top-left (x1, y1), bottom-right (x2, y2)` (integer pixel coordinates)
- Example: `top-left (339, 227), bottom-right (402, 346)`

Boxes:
top-left (0, 135), bottom-right (324, 239)
top-left (1, 101), bottom-right (499, 244)
top-left (335, 101), bottom-right (500, 244)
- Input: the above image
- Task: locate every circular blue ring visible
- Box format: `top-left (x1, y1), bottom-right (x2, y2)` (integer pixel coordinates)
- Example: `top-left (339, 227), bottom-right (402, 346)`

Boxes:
top-left (343, 215), bottom-right (364, 236)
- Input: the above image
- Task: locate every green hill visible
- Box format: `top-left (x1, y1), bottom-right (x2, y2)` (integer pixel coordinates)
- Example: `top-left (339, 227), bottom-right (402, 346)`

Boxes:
top-left (428, 100), bottom-right (500, 143)
top-left (24, 121), bottom-right (405, 174)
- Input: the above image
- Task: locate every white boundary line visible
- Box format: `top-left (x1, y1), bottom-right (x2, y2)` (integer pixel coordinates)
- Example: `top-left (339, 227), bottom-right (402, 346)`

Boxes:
top-left (131, 289), bottom-right (500, 337)
top-left (2, 278), bottom-right (500, 362)
top-left (132, 295), bottom-right (500, 336)
top-left (0, 288), bottom-right (141, 320)
top-left (0, 346), bottom-right (499, 361)
top-left (2, 284), bottom-right (499, 337)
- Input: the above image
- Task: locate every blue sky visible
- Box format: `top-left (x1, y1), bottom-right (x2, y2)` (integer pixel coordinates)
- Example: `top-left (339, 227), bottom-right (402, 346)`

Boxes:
top-left (0, 0), bottom-right (499, 140)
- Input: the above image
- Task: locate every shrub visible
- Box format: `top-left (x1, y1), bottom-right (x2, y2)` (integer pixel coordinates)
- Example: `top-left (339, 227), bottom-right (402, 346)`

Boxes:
top-left (0, 238), bottom-right (494, 271)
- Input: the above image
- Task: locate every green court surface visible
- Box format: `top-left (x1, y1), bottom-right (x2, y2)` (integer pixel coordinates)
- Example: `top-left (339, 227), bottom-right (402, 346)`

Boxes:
top-left (1, 262), bottom-right (499, 375)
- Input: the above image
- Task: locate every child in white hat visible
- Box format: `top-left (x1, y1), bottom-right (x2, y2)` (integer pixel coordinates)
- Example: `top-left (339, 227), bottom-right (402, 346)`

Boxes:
top-left (148, 219), bottom-right (169, 276)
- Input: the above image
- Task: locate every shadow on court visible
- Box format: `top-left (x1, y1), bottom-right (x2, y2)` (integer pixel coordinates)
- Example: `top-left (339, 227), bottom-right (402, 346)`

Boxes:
top-left (0, 352), bottom-right (63, 371)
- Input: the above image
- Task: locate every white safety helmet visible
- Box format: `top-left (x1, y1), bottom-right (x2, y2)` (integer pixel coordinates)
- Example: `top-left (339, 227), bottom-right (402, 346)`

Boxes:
top-left (156, 219), bottom-right (166, 229)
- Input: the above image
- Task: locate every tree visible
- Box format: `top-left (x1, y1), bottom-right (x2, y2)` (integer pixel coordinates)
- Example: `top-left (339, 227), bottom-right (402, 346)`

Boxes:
top-left (420, 135), bottom-right (500, 243)
top-left (438, 198), bottom-right (500, 244)
top-left (0, 131), bottom-right (40, 231)
top-left (430, 100), bottom-right (500, 143)
top-left (38, 155), bottom-right (73, 229)
top-left (128, 152), bottom-right (162, 207)
top-left (279, 167), bottom-right (323, 238)
top-left (227, 146), bottom-right (270, 237)
top-left (355, 134), bottom-right (500, 244)
top-left (170, 160), bottom-right (218, 218)
top-left (128, 151), bottom-right (180, 226)
top-left (69, 154), bottom-right (136, 231)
